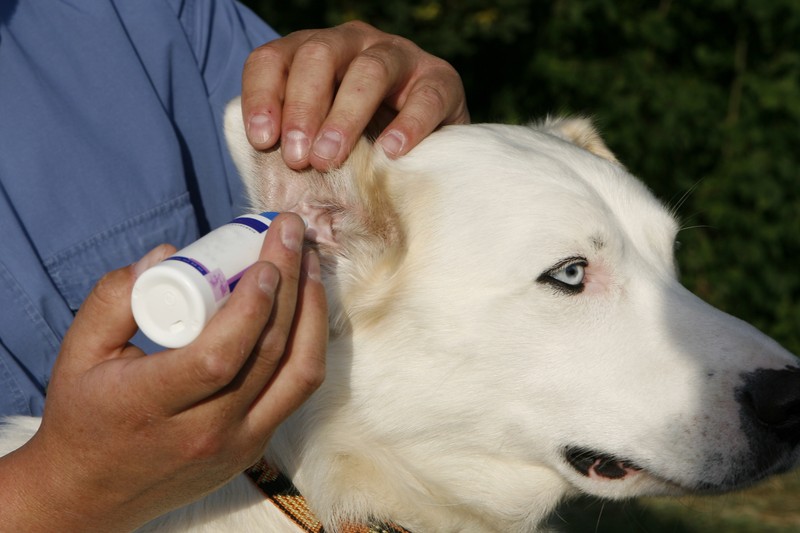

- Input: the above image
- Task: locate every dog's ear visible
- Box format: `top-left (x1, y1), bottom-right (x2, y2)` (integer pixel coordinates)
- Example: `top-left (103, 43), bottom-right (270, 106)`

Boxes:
top-left (225, 98), bottom-right (394, 249)
top-left (538, 117), bottom-right (620, 165)
top-left (223, 96), bottom-right (402, 262)
top-left (224, 97), bottom-right (405, 332)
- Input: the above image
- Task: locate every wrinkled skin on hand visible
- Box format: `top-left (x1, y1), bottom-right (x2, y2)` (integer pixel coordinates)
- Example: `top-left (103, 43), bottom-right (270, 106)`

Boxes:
top-left (241, 20), bottom-right (470, 170)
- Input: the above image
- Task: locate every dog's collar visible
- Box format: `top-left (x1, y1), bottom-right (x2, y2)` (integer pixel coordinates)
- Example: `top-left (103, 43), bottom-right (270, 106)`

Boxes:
top-left (245, 458), bottom-right (413, 533)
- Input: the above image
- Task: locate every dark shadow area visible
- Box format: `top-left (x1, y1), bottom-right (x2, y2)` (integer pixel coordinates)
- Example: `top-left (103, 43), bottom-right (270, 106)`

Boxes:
top-left (548, 497), bottom-right (697, 533)
top-left (0, 1), bottom-right (18, 24)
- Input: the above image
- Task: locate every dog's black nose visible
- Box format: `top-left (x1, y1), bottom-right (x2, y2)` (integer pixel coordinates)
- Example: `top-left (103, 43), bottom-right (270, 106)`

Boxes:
top-left (739, 366), bottom-right (800, 446)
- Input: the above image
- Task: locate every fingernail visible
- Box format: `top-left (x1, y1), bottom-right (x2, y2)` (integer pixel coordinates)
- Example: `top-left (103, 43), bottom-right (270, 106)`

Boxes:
top-left (257, 265), bottom-right (279, 295)
top-left (283, 130), bottom-right (310, 163)
top-left (247, 113), bottom-right (275, 145)
top-left (378, 130), bottom-right (406, 158)
top-left (312, 130), bottom-right (342, 161)
top-left (280, 218), bottom-right (304, 253)
top-left (133, 245), bottom-right (169, 278)
top-left (302, 250), bottom-right (322, 283)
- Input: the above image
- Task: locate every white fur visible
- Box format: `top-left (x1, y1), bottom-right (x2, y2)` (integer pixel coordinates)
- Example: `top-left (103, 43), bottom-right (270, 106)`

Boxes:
top-left (2, 102), bottom-right (797, 532)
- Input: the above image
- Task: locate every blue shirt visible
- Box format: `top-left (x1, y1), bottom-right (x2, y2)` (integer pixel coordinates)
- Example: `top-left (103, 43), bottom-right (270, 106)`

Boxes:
top-left (0, 0), bottom-right (279, 416)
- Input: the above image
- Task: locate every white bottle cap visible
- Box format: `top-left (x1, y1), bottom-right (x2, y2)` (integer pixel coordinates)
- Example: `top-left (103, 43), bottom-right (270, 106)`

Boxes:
top-left (131, 260), bottom-right (217, 348)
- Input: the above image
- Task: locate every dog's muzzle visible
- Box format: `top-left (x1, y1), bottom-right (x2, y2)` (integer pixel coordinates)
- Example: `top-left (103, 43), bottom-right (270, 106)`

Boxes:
top-left (564, 365), bottom-right (800, 489)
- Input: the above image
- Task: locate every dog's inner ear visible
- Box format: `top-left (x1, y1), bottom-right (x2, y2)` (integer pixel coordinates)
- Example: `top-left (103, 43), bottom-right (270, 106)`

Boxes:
top-left (539, 117), bottom-right (620, 164)
top-left (223, 98), bottom-right (400, 255)
top-left (226, 143), bottom-right (344, 249)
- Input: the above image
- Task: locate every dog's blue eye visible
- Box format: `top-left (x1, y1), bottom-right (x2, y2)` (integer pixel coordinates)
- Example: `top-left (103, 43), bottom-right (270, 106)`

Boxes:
top-left (537, 258), bottom-right (587, 294)
top-left (553, 263), bottom-right (585, 285)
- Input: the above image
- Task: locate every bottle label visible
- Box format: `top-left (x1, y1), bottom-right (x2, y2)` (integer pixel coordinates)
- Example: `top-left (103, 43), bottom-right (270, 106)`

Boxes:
top-left (164, 211), bottom-right (279, 301)
top-left (166, 256), bottom-right (210, 275)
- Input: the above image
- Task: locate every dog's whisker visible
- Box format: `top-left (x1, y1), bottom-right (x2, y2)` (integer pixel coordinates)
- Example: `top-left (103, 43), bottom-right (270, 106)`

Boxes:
top-left (679, 223), bottom-right (715, 233)
top-left (668, 177), bottom-right (706, 216)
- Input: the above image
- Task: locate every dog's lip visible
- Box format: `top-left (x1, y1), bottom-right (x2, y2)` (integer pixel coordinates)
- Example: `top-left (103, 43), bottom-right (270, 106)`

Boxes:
top-left (563, 446), bottom-right (643, 480)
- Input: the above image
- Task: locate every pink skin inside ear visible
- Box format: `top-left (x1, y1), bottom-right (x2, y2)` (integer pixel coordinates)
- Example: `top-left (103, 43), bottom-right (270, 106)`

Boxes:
top-left (264, 177), bottom-right (338, 248)
top-left (292, 201), bottom-right (337, 249)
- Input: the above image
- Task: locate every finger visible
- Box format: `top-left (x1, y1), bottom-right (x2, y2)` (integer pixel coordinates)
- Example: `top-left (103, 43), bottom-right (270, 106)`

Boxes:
top-left (248, 249), bottom-right (328, 435)
top-left (308, 42), bottom-right (410, 170)
top-left (136, 260), bottom-right (281, 414)
top-left (228, 214), bottom-right (307, 406)
top-left (376, 61), bottom-right (470, 159)
top-left (241, 30), bottom-right (313, 150)
top-left (279, 27), bottom-right (366, 169)
top-left (63, 244), bottom-right (174, 362)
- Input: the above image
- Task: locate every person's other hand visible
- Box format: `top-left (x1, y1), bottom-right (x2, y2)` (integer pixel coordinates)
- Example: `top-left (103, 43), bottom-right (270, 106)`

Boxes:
top-left (241, 20), bottom-right (470, 170)
top-left (0, 214), bottom-right (326, 531)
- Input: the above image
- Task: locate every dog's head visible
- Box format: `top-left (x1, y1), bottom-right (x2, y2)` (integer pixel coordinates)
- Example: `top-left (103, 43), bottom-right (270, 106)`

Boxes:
top-left (225, 99), bottom-right (800, 530)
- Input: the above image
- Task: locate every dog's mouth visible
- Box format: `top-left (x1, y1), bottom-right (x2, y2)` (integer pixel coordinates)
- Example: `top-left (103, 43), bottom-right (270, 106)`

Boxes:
top-left (564, 446), bottom-right (643, 481)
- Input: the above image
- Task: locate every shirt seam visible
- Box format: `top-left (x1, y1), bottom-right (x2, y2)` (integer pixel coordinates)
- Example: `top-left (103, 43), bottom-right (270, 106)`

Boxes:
top-left (43, 192), bottom-right (192, 270)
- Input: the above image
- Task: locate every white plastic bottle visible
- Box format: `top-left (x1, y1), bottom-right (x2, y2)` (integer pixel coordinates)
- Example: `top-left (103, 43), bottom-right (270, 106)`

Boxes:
top-left (131, 211), bottom-right (280, 348)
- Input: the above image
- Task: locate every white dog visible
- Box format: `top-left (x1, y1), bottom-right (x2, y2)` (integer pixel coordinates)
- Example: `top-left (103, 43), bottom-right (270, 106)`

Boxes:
top-left (2, 99), bottom-right (799, 532)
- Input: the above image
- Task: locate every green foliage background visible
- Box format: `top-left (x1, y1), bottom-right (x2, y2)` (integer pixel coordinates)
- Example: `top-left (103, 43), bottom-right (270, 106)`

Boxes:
top-left (242, 1), bottom-right (799, 357)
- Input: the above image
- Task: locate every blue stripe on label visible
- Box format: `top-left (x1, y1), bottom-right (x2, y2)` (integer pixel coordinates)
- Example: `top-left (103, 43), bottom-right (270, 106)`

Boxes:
top-left (231, 212), bottom-right (279, 234)
top-left (231, 216), bottom-right (268, 233)
top-left (227, 268), bottom-right (247, 293)
top-left (166, 256), bottom-right (209, 275)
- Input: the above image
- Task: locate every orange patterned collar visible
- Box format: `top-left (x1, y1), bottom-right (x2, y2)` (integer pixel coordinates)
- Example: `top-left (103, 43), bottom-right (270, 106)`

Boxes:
top-left (245, 458), bottom-right (413, 533)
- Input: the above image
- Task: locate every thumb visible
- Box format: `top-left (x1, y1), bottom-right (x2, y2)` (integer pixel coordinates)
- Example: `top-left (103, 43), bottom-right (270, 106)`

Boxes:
top-left (64, 245), bottom-right (174, 359)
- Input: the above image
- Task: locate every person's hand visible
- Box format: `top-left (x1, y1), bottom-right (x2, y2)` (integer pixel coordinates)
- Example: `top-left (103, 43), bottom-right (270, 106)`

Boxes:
top-left (0, 214), bottom-right (327, 532)
top-left (241, 20), bottom-right (470, 170)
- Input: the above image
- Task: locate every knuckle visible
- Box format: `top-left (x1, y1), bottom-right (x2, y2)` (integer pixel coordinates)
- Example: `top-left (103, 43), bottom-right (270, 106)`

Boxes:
top-left (350, 50), bottom-right (393, 82)
top-left (295, 344), bottom-right (325, 395)
top-left (341, 20), bottom-right (395, 46)
top-left (424, 64), bottom-right (469, 124)
top-left (415, 56), bottom-right (463, 95)
top-left (295, 354), bottom-right (326, 395)
top-left (182, 431), bottom-right (264, 474)
top-left (246, 28), bottom-right (315, 64)
top-left (238, 292), bottom-right (272, 323)
top-left (402, 77), bottom-right (454, 129)
top-left (389, 33), bottom-right (420, 55)
top-left (417, 81), bottom-right (450, 112)
top-left (398, 112), bottom-right (429, 140)
top-left (181, 427), bottom-right (229, 462)
top-left (294, 37), bottom-right (337, 66)
top-left (181, 422), bottom-right (247, 464)
top-left (195, 345), bottom-right (242, 389)
top-left (339, 19), bottom-right (371, 33)
top-left (282, 99), bottom-right (320, 125)
top-left (91, 270), bottom-right (128, 307)
top-left (335, 19), bottom-right (376, 41)
top-left (245, 42), bottom-right (287, 73)
top-left (428, 54), bottom-right (459, 75)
